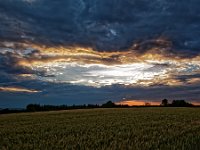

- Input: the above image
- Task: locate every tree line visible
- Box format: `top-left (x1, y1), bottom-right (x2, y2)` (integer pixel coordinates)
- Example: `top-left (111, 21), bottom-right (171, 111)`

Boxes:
top-left (0, 100), bottom-right (198, 114)
top-left (161, 99), bottom-right (194, 107)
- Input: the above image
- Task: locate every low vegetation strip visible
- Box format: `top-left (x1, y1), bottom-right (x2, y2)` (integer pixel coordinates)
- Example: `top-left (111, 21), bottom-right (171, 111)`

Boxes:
top-left (0, 100), bottom-right (197, 114)
top-left (0, 108), bottom-right (200, 150)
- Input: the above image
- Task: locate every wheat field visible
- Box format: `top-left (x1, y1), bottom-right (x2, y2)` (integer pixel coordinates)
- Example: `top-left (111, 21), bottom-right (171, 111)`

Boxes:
top-left (0, 108), bottom-right (200, 150)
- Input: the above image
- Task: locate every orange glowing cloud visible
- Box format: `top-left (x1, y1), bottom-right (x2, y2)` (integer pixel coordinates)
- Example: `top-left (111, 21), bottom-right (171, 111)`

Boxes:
top-left (0, 87), bottom-right (41, 93)
top-left (2, 38), bottom-right (200, 87)
top-left (18, 42), bottom-right (200, 67)
top-left (14, 45), bottom-right (200, 87)
top-left (4, 38), bottom-right (200, 68)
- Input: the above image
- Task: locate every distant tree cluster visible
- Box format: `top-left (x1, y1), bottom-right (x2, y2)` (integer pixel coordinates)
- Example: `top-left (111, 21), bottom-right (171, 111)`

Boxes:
top-left (0, 108), bottom-right (26, 114)
top-left (0, 99), bottom-right (197, 114)
top-left (26, 101), bottom-right (129, 112)
top-left (26, 104), bottom-right (100, 112)
top-left (161, 99), bottom-right (193, 107)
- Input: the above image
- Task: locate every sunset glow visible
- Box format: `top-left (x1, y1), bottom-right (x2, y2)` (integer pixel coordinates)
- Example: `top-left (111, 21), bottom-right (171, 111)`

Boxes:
top-left (1, 0), bottom-right (200, 107)
top-left (116, 100), bottom-right (161, 106)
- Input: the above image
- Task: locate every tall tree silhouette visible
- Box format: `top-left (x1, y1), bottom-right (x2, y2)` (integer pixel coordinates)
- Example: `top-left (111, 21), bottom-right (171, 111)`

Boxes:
top-left (161, 99), bottom-right (168, 106)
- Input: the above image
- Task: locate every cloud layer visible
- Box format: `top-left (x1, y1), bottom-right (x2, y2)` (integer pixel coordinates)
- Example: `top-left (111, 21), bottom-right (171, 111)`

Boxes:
top-left (1, 0), bottom-right (200, 53)
top-left (0, 0), bottom-right (200, 107)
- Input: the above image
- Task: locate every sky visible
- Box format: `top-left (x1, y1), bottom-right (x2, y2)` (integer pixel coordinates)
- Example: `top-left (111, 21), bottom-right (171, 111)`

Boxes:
top-left (0, 0), bottom-right (200, 108)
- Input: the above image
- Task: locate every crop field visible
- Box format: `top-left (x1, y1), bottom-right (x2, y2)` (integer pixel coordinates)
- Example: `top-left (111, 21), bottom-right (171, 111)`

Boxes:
top-left (0, 108), bottom-right (200, 150)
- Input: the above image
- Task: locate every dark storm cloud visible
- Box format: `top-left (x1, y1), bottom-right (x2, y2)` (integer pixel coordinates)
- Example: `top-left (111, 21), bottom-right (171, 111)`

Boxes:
top-left (174, 74), bottom-right (200, 83)
top-left (0, 52), bottom-right (31, 74)
top-left (0, 0), bottom-right (200, 54)
top-left (0, 50), bottom-right (49, 84)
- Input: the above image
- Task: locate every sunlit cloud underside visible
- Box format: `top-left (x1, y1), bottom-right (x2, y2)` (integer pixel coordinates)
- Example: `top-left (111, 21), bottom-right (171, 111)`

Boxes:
top-left (34, 61), bottom-right (200, 87)
top-left (33, 63), bottom-right (167, 87)
top-left (1, 39), bottom-right (200, 88)
top-left (0, 87), bottom-right (40, 93)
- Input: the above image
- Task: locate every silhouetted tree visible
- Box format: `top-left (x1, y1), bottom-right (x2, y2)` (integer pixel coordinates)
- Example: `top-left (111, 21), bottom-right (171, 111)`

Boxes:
top-left (171, 100), bottom-right (193, 107)
top-left (102, 101), bottom-right (116, 108)
top-left (161, 99), bottom-right (168, 106)
top-left (26, 104), bottom-right (41, 112)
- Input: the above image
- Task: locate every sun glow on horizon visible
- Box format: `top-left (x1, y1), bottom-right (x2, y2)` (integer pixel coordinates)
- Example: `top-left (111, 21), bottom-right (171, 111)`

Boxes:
top-left (116, 100), bottom-right (161, 106)
top-left (116, 100), bottom-right (200, 106)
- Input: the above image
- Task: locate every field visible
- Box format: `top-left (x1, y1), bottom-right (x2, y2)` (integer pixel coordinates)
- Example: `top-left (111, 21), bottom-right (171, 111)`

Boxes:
top-left (1, 108), bottom-right (200, 150)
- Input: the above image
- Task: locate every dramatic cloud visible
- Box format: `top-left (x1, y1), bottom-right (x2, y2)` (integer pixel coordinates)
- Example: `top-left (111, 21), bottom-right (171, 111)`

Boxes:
top-left (1, 0), bottom-right (200, 52)
top-left (0, 86), bottom-right (40, 93)
top-left (1, 44), bottom-right (199, 87)
top-left (0, 0), bottom-right (200, 107)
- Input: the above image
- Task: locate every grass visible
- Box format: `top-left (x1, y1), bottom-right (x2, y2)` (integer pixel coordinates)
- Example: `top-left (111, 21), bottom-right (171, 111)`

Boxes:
top-left (0, 108), bottom-right (200, 150)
